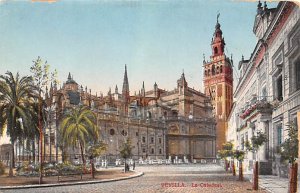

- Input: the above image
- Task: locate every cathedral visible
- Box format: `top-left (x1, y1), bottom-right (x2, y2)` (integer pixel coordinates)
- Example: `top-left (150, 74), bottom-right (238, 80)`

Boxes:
top-left (44, 65), bottom-right (216, 163)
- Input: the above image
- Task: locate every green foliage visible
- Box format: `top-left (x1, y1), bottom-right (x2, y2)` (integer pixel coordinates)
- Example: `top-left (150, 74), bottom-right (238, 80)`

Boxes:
top-left (251, 131), bottom-right (267, 150)
top-left (223, 142), bottom-right (234, 151)
top-left (30, 56), bottom-right (50, 93)
top-left (60, 106), bottom-right (98, 164)
top-left (87, 141), bottom-right (107, 158)
top-left (217, 150), bottom-right (227, 159)
top-left (280, 123), bottom-right (298, 164)
top-left (0, 161), bottom-right (5, 175)
top-left (56, 162), bottom-right (83, 174)
top-left (233, 150), bottom-right (245, 162)
top-left (245, 140), bottom-right (253, 151)
top-left (120, 138), bottom-right (134, 160)
top-left (0, 71), bottom-right (38, 146)
top-left (245, 131), bottom-right (267, 152)
top-left (16, 162), bottom-right (39, 176)
top-left (217, 142), bottom-right (234, 159)
top-left (60, 106), bottom-right (98, 147)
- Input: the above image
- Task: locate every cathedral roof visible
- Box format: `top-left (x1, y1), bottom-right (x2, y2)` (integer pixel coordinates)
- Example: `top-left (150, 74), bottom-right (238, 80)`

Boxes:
top-left (66, 72), bottom-right (77, 84)
top-left (67, 91), bottom-right (80, 105)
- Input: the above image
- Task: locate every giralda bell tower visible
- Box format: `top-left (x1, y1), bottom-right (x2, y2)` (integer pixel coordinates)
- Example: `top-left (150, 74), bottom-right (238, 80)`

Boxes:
top-left (203, 15), bottom-right (233, 151)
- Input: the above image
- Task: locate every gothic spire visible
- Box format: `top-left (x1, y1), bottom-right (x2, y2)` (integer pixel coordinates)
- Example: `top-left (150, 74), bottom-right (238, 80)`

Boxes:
top-left (122, 64), bottom-right (129, 95)
top-left (115, 85), bottom-right (118, 94)
top-left (67, 72), bottom-right (71, 80)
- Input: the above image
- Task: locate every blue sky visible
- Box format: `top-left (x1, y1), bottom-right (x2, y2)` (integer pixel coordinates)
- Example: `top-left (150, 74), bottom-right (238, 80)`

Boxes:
top-left (0, 0), bottom-right (278, 95)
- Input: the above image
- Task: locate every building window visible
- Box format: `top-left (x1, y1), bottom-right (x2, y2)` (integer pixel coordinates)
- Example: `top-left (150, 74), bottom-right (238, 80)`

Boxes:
top-left (276, 75), bottom-right (283, 101)
top-left (163, 111), bottom-right (167, 118)
top-left (294, 116), bottom-right (298, 129)
top-left (277, 124), bottom-right (282, 145)
top-left (158, 138), bottom-right (162, 144)
top-left (261, 87), bottom-right (267, 100)
top-left (110, 129), bottom-right (115, 135)
top-left (151, 148), bottom-right (154, 154)
top-left (214, 47), bottom-right (218, 55)
top-left (150, 137), bottom-right (154, 144)
top-left (172, 110), bottom-right (178, 117)
top-left (142, 148), bottom-right (146, 153)
top-left (121, 130), bottom-right (127, 136)
top-left (159, 149), bottom-right (162, 154)
top-left (220, 66), bottom-right (223, 73)
top-left (142, 136), bottom-right (146, 143)
top-left (295, 60), bottom-right (300, 91)
top-left (241, 135), bottom-right (244, 150)
top-left (136, 132), bottom-right (138, 136)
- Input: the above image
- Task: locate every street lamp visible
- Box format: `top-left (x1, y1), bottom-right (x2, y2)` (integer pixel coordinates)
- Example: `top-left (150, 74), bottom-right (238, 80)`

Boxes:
top-left (189, 114), bottom-right (193, 162)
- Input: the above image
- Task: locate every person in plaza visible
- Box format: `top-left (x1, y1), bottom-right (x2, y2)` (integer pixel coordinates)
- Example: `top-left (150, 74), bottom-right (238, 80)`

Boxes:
top-left (133, 161), bottom-right (135, 170)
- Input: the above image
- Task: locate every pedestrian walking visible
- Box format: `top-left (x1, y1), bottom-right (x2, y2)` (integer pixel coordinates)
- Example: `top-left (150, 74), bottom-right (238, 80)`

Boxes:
top-left (133, 161), bottom-right (135, 170)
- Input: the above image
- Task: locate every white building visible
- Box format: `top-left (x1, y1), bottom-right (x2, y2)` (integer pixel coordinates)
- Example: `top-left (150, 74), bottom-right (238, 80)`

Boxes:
top-left (228, 1), bottom-right (300, 176)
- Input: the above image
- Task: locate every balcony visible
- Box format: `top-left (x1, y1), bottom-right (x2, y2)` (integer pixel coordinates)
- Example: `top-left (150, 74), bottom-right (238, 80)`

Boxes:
top-left (239, 96), bottom-right (273, 120)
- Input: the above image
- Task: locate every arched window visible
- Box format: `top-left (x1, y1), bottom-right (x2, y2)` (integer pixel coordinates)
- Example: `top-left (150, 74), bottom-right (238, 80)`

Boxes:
top-left (110, 129), bottom-right (115, 135)
top-left (216, 66), bottom-right (219, 74)
top-left (220, 66), bottom-right (223, 73)
top-left (147, 111), bottom-right (152, 119)
top-left (214, 47), bottom-right (218, 54)
top-left (151, 148), bottom-right (154, 154)
top-left (208, 69), bottom-right (210, 76)
top-left (163, 111), bottom-right (167, 118)
top-left (121, 130), bottom-right (127, 136)
top-left (212, 65), bottom-right (215, 75)
top-left (204, 70), bottom-right (207, 76)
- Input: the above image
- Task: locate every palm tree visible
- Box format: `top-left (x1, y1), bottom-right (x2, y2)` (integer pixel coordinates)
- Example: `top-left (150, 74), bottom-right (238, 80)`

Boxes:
top-left (0, 71), bottom-right (38, 168)
top-left (60, 106), bottom-right (98, 168)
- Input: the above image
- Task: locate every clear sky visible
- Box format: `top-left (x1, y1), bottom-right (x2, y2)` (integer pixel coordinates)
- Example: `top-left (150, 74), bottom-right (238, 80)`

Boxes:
top-left (0, 0), bottom-right (278, 95)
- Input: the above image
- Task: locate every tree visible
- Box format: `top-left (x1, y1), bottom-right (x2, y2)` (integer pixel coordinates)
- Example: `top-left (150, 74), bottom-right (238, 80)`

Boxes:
top-left (245, 130), bottom-right (267, 190)
top-left (0, 71), bottom-right (37, 171)
top-left (60, 106), bottom-right (99, 171)
top-left (217, 142), bottom-right (233, 172)
top-left (87, 141), bottom-right (107, 178)
top-left (233, 150), bottom-right (245, 181)
top-left (280, 123), bottom-right (298, 193)
top-left (119, 138), bottom-right (134, 173)
top-left (30, 56), bottom-right (58, 183)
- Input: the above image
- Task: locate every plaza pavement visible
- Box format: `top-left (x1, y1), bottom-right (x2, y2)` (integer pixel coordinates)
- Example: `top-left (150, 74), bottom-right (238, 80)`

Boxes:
top-left (0, 164), bottom-right (270, 193)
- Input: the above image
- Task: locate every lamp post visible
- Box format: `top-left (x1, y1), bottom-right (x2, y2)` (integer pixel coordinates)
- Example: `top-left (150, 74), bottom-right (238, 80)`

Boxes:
top-left (189, 114), bottom-right (193, 162)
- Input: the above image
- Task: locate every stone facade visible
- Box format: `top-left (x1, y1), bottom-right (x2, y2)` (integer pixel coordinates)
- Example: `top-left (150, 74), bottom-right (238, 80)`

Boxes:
top-left (42, 66), bottom-right (216, 163)
top-left (227, 1), bottom-right (300, 176)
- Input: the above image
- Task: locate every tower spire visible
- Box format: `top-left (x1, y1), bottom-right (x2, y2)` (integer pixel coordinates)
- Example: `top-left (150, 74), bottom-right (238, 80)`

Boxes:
top-left (122, 64), bottom-right (130, 115)
top-left (122, 64), bottom-right (129, 95)
top-left (115, 85), bottom-right (118, 94)
top-left (211, 14), bottom-right (225, 56)
top-left (68, 72), bottom-right (71, 80)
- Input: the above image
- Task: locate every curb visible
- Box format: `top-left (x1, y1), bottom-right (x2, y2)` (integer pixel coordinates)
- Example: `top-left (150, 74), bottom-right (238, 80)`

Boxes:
top-left (0, 171), bottom-right (144, 190)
